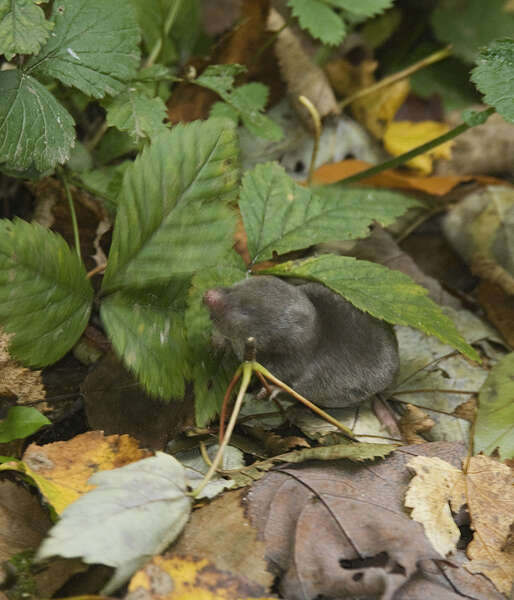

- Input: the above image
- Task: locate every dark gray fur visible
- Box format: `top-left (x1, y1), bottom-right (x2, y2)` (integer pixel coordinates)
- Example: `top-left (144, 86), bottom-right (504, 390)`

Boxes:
top-left (204, 275), bottom-right (399, 408)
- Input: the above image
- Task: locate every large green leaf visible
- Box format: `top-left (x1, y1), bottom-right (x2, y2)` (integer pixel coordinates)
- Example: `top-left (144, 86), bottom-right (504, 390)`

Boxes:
top-left (26, 0), bottom-right (140, 98)
top-left (0, 219), bottom-right (93, 366)
top-left (0, 0), bottom-right (53, 59)
top-left (325, 0), bottom-right (393, 17)
top-left (0, 70), bottom-right (75, 175)
top-left (104, 88), bottom-right (168, 142)
top-left (264, 255), bottom-right (479, 362)
top-left (431, 0), bottom-right (514, 63)
top-left (102, 120), bottom-right (240, 293)
top-left (0, 406), bottom-right (50, 442)
top-left (475, 352), bottom-right (514, 460)
top-left (239, 162), bottom-right (420, 264)
top-left (195, 66), bottom-right (283, 141)
top-left (100, 281), bottom-right (191, 399)
top-left (471, 38), bottom-right (514, 124)
top-left (288, 0), bottom-right (345, 46)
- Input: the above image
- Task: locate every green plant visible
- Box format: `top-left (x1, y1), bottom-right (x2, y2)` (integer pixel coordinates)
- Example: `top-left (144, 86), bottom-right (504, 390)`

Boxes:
top-left (0, 1), bottom-right (512, 426)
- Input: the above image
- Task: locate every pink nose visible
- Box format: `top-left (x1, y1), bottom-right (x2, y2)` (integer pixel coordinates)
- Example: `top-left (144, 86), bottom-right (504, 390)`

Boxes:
top-left (203, 289), bottom-right (225, 314)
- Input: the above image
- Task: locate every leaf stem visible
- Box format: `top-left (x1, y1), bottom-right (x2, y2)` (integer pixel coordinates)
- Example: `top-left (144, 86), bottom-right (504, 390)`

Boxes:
top-left (191, 362), bottom-right (253, 498)
top-left (298, 95), bottom-right (321, 186)
top-left (144, 0), bottom-right (184, 68)
top-left (59, 169), bottom-right (81, 261)
top-left (338, 107), bottom-right (495, 186)
top-left (339, 45), bottom-right (452, 110)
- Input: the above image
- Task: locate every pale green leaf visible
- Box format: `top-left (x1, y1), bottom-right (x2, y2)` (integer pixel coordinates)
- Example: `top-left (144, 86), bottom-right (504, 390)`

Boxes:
top-left (100, 281), bottom-right (190, 400)
top-left (0, 0), bottom-right (53, 59)
top-left (26, 0), bottom-right (140, 98)
top-left (471, 38), bottom-right (514, 124)
top-left (186, 264), bottom-right (246, 425)
top-left (105, 88), bottom-right (168, 141)
top-left (264, 254), bottom-right (479, 362)
top-left (276, 442), bottom-right (397, 463)
top-left (431, 0), bottom-right (514, 63)
top-left (325, 0), bottom-right (393, 17)
top-left (209, 101), bottom-right (239, 123)
top-left (102, 120), bottom-right (240, 293)
top-left (239, 162), bottom-right (420, 263)
top-left (0, 406), bottom-right (50, 443)
top-left (36, 452), bottom-right (192, 595)
top-left (475, 352), bottom-right (514, 460)
top-left (0, 70), bottom-right (75, 175)
top-left (0, 219), bottom-right (93, 366)
top-left (288, 0), bottom-right (345, 46)
top-left (195, 67), bottom-right (282, 141)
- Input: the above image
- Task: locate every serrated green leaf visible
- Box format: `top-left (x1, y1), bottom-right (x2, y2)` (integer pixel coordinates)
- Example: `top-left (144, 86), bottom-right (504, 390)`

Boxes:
top-left (431, 0), bottom-right (514, 63)
top-left (0, 219), bottom-right (93, 366)
top-left (263, 254), bottom-right (479, 362)
top-left (276, 442), bottom-right (397, 463)
top-left (100, 281), bottom-right (190, 400)
top-left (102, 120), bottom-right (240, 293)
top-left (325, 0), bottom-right (393, 17)
top-left (0, 70), bottom-right (75, 175)
top-left (475, 352), bottom-right (514, 460)
top-left (288, 0), bottom-right (345, 46)
top-left (105, 88), bottom-right (168, 142)
top-left (77, 163), bottom-right (130, 215)
top-left (185, 264), bottom-right (246, 425)
top-left (209, 101), bottom-right (240, 123)
top-left (239, 162), bottom-right (420, 264)
top-left (195, 66), bottom-right (282, 141)
top-left (26, 0), bottom-right (140, 98)
top-left (0, 0), bottom-right (53, 59)
top-left (0, 406), bottom-right (50, 443)
top-left (471, 38), bottom-right (514, 124)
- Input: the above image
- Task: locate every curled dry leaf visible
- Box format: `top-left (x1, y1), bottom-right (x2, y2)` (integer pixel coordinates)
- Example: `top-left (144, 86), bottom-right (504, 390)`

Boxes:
top-left (399, 404), bottom-right (435, 445)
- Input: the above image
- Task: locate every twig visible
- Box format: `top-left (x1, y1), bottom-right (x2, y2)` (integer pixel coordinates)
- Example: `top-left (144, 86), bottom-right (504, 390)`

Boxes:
top-left (298, 95), bottom-right (321, 186)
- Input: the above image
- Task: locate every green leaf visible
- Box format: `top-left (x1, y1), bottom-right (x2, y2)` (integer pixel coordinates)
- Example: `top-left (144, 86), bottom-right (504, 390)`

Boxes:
top-left (95, 128), bottom-right (137, 165)
top-left (276, 441), bottom-right (397, 463)
top-left (0, 219), bottom-right (93, 366)
top-left (0, 407), bottom-right (50, 443)
top-left (26, 0), bottom-right (140, 98)
top-left (471, 38), bottom-right (514, 124)
top-left (100, 281), bottom-right (191, 400)
top-left (102, 120), bottom-right (240, 293)
top-left (0, 0), bottom-right (53, 59)
top-left (325, 0), bottom-right (393, 17)
top-left (209, 102), bottom-right (240, 123)
top-left (195, 66), bottom-right (283, 141)
top-left (461, 107), bottom-right (494, 128)
top-left (239, 162), bottom-right (420, 264)
top-left (77, 163), bottom-right (130, 214)
top-left (104, 88), bottom-right (168, 142)
top-left (0, 70), bottom-right (75, 175)
top-left (185, 263), bottom-right (246, 425)
top-left (263, 254), bottom-right (480, 362)
top-left (288, 0), bottom-right (345, 46)
top-left (475, 352), bottom-right (514, 460)
top-left (431, 0), bottom-right (514, 63)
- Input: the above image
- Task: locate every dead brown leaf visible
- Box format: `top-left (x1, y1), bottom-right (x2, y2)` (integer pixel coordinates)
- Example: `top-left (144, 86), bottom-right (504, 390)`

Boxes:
top-left (399, 404), bottom-right (435, 444)
top-left (453, 398), bottom-right (477, 422)
top-left (476, 281), bottom-right (514, 348)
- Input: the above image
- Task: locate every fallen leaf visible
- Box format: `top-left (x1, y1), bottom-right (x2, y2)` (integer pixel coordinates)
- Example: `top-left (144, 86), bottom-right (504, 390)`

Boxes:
top-left (127, 554), bottom-right (275, 599)
top-left (452, 397), bottom-right (477, 422)
top-left (406, 454), bottom-right (514, 594)
top-left (399, 404), bottom-right (435, 444)
top-left (37, 453), bottom-right (192, 595)
top-left (246, 443), bottom-right (467, 599)
top-left (383, 121), bottom-right (453, 174)
top-left (0, 431), bottom-right (151, 514)
top-left (312, 158), bottom-right (503, 195)
top-left (171, 489), bottom-right (273, 589)
top-left (476, 280), bottom-right (514, 347)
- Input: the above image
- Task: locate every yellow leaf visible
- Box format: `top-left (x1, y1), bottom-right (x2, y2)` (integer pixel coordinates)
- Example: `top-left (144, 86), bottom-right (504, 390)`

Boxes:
top-left (383, 120), bottom-right (453, 175)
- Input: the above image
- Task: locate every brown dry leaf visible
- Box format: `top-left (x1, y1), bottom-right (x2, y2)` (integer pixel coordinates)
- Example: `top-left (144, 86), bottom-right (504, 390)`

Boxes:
top-left (246, 426), bottom-right (310, 455)
top-left (246, 442), bottom-right (468, 600)
top-left (399, 404), bottom-right (435, 444)
top-left (0, 431), bottom-right (151, 514)
top-left (126, 554), bottom-right (275, 599)
top-left (383, 121), bottom-right (453, 175)
top-left (312, 158), bottom-right (504, 195)
top-left (406, 454), bottom-right (514, 594)
top-left (171, 489), bottom-right (273, 589)
top-left (0, 328), bottom-right (45, 407)
top-left (476, 281), bottom-right (514, 347)
top-left (325, 56), bottom-right (376, 98)
top-left (267, 8), bottom-right (339, 129)
top-left (453, 398), bottom-right (477, 422)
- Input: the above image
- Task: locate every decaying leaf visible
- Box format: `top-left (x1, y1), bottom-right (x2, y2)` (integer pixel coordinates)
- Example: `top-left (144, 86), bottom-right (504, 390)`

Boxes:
top-left (406, 454), bottom-right (514, 594)
top-left (399, 404), bottom-right (435, 444)
top-left (0, 431), bottom-right (151, 514)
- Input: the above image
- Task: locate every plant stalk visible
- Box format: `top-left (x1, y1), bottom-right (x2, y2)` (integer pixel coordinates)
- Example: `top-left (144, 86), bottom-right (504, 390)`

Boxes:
top-left (59, 169), bottom-right (81, 261)
top-left (298, 95), bottom-right (321, 186)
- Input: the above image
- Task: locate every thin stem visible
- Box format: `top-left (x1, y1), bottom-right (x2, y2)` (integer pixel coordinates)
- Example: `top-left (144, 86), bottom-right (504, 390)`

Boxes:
top-left (191, 362), bottom-right (253, 498)
top-left (218, 367), bottom-right (242, 444)
top-left (85, 121), bottom-right (109, 153)
top-left (339, 107), bottom-right (495, 186)
top-left (144, 0), bottom-right (183, 68)
top-left (59, 169), bottom-right (81, 261)
top-left (254, 363), bottom-right (356, 440)
top-left (86, 263), bottom-right (107, 279)
top-left (298, 95), bottom-right (321, 186)
top-left (339, 45), bottom-right (452, 110)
